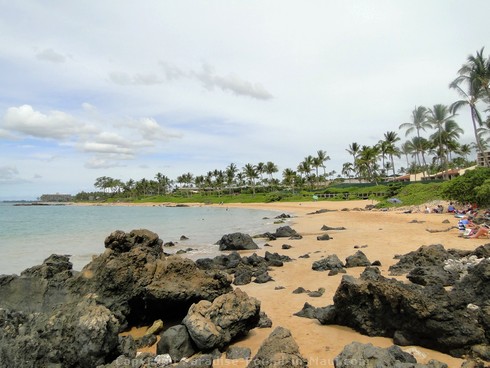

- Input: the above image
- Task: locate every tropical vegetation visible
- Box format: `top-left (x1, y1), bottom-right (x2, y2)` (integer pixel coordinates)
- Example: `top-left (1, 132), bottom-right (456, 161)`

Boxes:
top-left (74, 48), bottom-right (490, 206)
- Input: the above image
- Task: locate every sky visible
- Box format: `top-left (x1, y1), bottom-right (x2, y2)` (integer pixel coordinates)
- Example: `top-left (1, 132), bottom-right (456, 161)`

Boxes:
top-left (1, 1), bottom-right (489, 200)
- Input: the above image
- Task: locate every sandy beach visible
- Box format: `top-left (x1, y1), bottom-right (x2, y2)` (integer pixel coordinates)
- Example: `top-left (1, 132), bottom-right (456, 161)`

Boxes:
top-left (205, 199), bottom-right (484, 367)
top-left (121, 199), bottom-right (488, 366)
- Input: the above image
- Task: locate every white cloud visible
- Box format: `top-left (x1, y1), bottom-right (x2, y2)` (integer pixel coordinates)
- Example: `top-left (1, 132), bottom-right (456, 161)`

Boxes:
top-left (84, 156), bottom-right (127, 169)
top-left (194, 63), bottom-right (273, 100)
top-left (0, 166), bottom-right (25, 184)
top-left (35, 48), bottom-right (66, 63)
top-left (159, 62), bottom-right (273, 100)
top-left (3, 105), bottom-right (93, 140)
top-left (108, 71), bottom-right (164, 86)
top-left (116, 117), bottom-right (182, 142)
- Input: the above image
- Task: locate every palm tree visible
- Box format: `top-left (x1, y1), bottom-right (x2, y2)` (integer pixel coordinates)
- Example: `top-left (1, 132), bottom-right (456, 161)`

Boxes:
top-left (427, 104), bottom-right (457, 178)
top-left (297, 157), bottom-right (312, 179)
top-left (450, 48), bottom-right (490, 167)
top-left (342, 162), bottom-right (353, 180)
top-left (356, 145), bottom-right (380, 183)
top-left (400, 141), bottom-right (413, 169)
top-left (264, 161), bottom-right (278, 190)
top-left (316, 150), bottom-right (330, 177)
top-left (243, 164), bottom-right (258, 195)
top-left (256, 162), bottom-right (265, 184)
top-left (282, 168), bottom-right (297, 193)
top-left (225, 163), bottom-right (237, 194)
top-left (346, 142), bottom-right (360, 178)
top-left (399, 106), bottom-right (431, 171)
top-left (457, 143), bottom-right (472, 164)
top-left (383, 131), bottom-right (401, 178)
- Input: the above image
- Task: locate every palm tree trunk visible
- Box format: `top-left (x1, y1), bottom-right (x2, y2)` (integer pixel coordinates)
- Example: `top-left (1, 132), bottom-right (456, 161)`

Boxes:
top-left (472, 105), bottom-right (489, 167)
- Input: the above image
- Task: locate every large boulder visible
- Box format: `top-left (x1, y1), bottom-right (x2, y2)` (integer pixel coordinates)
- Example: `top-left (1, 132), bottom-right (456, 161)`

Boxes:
top-left (0, 254), bottom-right (74, 314)
top-left (273, 226), bottom-right (300, 238)
top-left (318, 270), bottom-right (489, 358)
top-left (312, 254), bottom-right (345, 272)
top-left (389, 244), bottom-right (457, 276)
top-left (344, 250), bottom-right (371, 268)
top-left (215, 233), bottom-right (259, 251)
top-left (0, 229), bottom-right (234, 367)
top-left (70, 230), bottom-right (233, 326)
top-left (247, 326), bottom-right (307, 368)
top-left (334, 342), bottom-right (447, 368)
top-left (183, 289), bottom-right (261, 351)
top-left (0, 294), bottom-right (124, 368)
top-left (157, 324), bottom-right (196, 362)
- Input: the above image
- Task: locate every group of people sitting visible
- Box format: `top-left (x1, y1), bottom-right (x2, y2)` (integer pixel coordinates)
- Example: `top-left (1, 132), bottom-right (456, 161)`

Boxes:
top-left (458, 215), bottom-right (490, 239)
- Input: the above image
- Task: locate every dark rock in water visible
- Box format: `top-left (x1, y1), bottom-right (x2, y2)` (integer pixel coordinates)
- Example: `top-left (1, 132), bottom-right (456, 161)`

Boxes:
top-left (247, 326), bottom-right (307, 368)
top-left (164, 241), bottom-right (176, 247)
top-left (333, 342), bottom-right (440, 368)
top-left (226, 346), bottom-right (252, 360)
top-left (180, 235), bottom-right (189, 240)
top-left (316, 233), bottom-right (331, 241)
top-left (274, 226), bottom-right (299, 238)
top-left (156, 324), bottom-right (196, 362)
top-left (282, 244), bottom-right (292, 249)
top-left (345, 250), bottom-right (371, 268)
top-left (104, 229), bottom-right (163, 254)
top-left (257, 311), bottom-right (273, 328)
top-left (216, 232), bottom-right (259, 251)
top-left (183, 289), bottom-right (260, 351)
top-left (275, 213), bottom-right (291, 219)
top-left (312, 254), bottom-right (345, 272)
top-left (321, 225), bottom-right (346, 231)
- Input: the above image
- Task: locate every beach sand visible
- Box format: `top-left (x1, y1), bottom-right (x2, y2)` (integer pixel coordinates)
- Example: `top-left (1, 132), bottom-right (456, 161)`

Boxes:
top-left (133, 200), bottom-right (486, 366)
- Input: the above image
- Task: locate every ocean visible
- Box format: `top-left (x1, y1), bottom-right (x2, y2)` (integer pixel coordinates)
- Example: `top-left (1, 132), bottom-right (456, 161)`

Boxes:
top-left (0, 203), bottom-right (282, 276)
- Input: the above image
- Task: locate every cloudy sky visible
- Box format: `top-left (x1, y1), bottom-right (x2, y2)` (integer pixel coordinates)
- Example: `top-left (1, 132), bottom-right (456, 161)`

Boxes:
top-left (1, 1), bottom-right (489, 200)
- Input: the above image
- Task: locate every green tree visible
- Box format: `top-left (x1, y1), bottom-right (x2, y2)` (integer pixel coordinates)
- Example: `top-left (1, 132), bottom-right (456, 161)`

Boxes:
top-left (243, 163), bottom-right (258, 195)
top-left (427, 104), bottom-right (458, 178)
top-left (346, 142), bottom-right (361, 178)
top-left (450, 47), bottom-right (490, 167)
top-left (399, 106), bottom-right (431, 169)
top-left (441, 167), bottom-right (490, 205)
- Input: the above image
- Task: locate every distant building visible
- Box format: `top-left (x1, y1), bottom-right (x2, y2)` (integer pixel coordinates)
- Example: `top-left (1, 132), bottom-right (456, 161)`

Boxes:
top-left (391, 166), bottom-right (477, 182)
top-left (39, 194), bottom-right (74, 202)
top-left (477, 151), bottom-right (490, 167)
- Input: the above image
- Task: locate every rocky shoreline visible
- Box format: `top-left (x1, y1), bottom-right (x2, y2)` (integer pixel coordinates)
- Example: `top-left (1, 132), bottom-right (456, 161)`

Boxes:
top-left (1, 200), bottom-right (490, 367)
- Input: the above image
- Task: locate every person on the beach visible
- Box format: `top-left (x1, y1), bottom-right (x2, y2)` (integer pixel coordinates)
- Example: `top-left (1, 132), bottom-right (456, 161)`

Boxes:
top-left (469, 224), bottom-right (490, 239)
top-left (448, 202), bottom-right (455, 213)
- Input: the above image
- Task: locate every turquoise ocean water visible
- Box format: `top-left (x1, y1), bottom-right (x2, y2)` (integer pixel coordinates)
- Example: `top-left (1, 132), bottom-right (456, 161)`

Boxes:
top-left (0, 203), bottom-right (281, 275)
